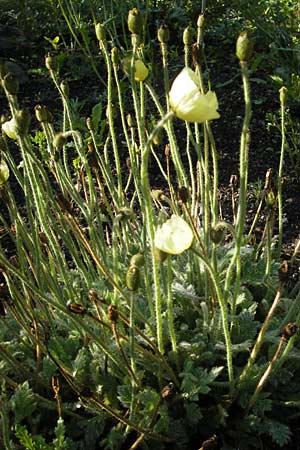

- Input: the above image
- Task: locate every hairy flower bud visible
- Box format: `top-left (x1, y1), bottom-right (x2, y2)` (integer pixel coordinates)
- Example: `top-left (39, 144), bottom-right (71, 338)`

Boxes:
top-left (157, 24), bottom-right (169, 43)
top-left (95, 23), bottom-right (106, 42)
top-left (183, 26), bottom-right (195, 46)
top-left (3, 72), bottom-right (19, 95)
top-left (35, 105), bottom-right (53, 123)
top-left (236, 31), bottom-right (253, 62)
top-left (0, 160), bottom-right (9, 186)
top-left (126, 266), bottom-right (140, 291)
top-left (127, 8), bottom-right (143, 35)
top-left (279, 86), bottom-right (287, 105)
top-left (130, 253), bottom-right (145, 268)
top-left (111, 47), bottom-right (119, 65)
top-left (16, 109), bottom-right (31, 135)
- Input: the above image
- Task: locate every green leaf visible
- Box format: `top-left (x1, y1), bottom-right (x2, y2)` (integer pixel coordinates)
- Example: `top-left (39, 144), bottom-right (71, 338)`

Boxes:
top-left (10, 381), bottom-right (37, 424)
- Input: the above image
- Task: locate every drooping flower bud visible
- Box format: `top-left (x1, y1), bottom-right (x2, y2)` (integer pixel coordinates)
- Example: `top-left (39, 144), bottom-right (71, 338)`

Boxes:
top-left (126, 113), bottom-right (135, 128)
top-left (111, 47), bottom-right (119, 65)
top-left (130, 253), bottom-right (145, 268)
top-left (53, 132), bottom-right (67, 150)
top-left (128, 8), bottom-right (143, 35)
top-left (157, 24), bottom-right (169, 44)
top-left (236, 31), bottom-right (253, 62)
top-left (3, 73), bottom-right (19, 95)
top-left (210, 227), bottom-right (224, 244)
top-left (279, 86), bottom-right (287, 105)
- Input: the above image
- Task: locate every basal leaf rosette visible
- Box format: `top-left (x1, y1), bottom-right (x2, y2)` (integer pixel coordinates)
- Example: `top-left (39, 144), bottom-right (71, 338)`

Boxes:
top-left (154, 215), bottom-right (193, 255)
top-left (169, 67), bottom-right (220, 123)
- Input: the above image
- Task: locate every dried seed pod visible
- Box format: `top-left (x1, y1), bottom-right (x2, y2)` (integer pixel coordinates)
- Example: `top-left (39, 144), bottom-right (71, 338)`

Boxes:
top-left (278, 260), bottom-right (289, 284)
top-left (178, 186), bottom-right (189, 204)
top-left (160, 382), bottom-right (175, 399)
top-left (67, 301), bottom-right (86, 315)
top-left (281, 322), bottom-right (298, 341)
top-left (126, 265), bottom-right (140, 291)
top-left (108, 304), bottom-right (118, 323)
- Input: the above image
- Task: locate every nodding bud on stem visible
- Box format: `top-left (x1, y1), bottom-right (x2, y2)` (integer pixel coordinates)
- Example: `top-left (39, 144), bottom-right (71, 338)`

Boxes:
top-left (35, 105), bottom-right (53, 123)
top-left (86, 117), bottom-right (93, 131)
top-left (127, 8), bottom-right (143, 36)
top-left (281, 322), bottom-right (298, 341)
top-left (111, 47), bottom-right (119, 65)
top-left (45, 53), bottom-right (58, 72)
top-left (3, 73), bottom-right (19, 95)
top-left (157, 24), bottom-right (169, 44)
top-left (236, 31), bottom-right (253, 62)
top-left (183, 26), bottom-right (195, 46)
top-left (53, 132), bottom-right (67, 150)
top-left (210, 226), bottom-right (224, 244)
top-left (126, 113), bottom-right (135, 128)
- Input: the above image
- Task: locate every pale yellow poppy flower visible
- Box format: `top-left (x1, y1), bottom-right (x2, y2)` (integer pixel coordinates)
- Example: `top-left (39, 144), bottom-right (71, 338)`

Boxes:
top-left (123, 58), bottom-right (149, 82)
top-left (2, 118), bottom-right (18, 140)
top-left (169, 67), bottom-right (220, 123)
top-left (154, 215), bottom-right (193, 255)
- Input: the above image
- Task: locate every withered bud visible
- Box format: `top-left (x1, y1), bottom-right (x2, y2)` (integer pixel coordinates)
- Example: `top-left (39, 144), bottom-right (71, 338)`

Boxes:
top-left (183, 26), bottom-right (195, 46)
top-left (126, 266), bottom-right (140, 291)
top-left (278, 260), bottom-right (289, 284)
top-left (281, 322), bottom-right (298, 341)
top-left (157, 24), bottom-right (169, 44)
top-left (151, 189), bottom-right (164, 202)
top-left (178, 186), bottom-right (189, 204)
top-left (45, 53), bottom-right (58, 72)
top-left (108, 304), bottom-right (118, 323)
top-left (95, 23), bottom-right (106, 42)
top-left (265, 190), bottom-right (276, 208)
top-left (230, 174), bottom-right (238, 187)
top-left (236, 31), bottom-right (253, 62)
top-left (67, 301), bottom-right (86, 314)
top-left (60, 79), bottom-right (69, 97)
top-left (53, 132), bottom-right (67, 150)
top-left (165, 143), bottom-right (170, 158)
top-left (192, 43), bottom-right (204, 66)
top-left (130, 253), bottom-right (145, 268)
top-left (3, 72), bottom-right (19, 95)
top-left (16, 109), bottom-right (31, 135)
top-left (88, 288), bottom-right (102, 303)
top-left (127, 8), bottom-right (143, 35)
top-left (160, 382), bottom-right (175, 399)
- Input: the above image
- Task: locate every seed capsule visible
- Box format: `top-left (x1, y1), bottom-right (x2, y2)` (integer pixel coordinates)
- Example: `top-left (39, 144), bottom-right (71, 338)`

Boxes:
top-left (127, 8), bottom-right (143, 35)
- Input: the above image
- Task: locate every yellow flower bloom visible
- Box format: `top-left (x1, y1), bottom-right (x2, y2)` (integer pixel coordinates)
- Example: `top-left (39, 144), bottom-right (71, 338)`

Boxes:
top-left (134, 60), bottom-right (149, 82)
top-left (154, 215), bottom-right (193, 255)
top-left (123, 58), bottom-right (149, 82)
top-left (0, 160), bottom-right (9, 185)
top-left (2, 118), bottom-right (18, 140)
top-left (169, 67), bottom-right (220, 123)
